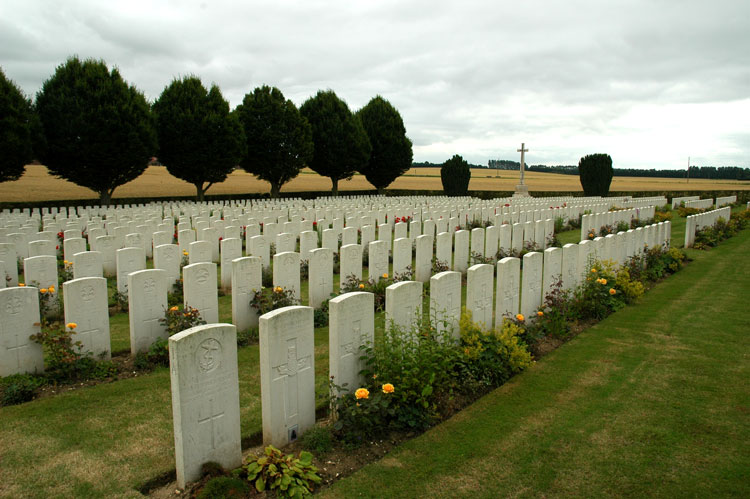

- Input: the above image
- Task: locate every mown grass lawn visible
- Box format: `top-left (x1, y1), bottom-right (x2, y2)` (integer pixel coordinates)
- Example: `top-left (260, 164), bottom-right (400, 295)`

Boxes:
top-left (322, 224), bottom-right (750, 498)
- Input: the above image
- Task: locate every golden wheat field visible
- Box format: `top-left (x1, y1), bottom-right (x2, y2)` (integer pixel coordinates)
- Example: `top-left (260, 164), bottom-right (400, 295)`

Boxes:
top-left (1, 165), bottom-right (748, 203)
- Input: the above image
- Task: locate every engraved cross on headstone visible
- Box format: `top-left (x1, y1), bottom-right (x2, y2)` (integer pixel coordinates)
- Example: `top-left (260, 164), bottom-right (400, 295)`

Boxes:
top-left (6, 332), bottom-right (29, 367)
top-left (197, 398), bottom-right (225, 449)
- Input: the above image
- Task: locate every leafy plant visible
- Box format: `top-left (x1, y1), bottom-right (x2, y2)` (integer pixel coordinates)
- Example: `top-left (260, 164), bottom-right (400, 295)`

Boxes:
top-left (0, 373), bottom-right (43, 406)
top-left (441, 154), bottom-right (471, 196)
top-left (250, 286), bottom-right (299, 315)
top-left (196, 476), bottom-right (250, 499)
top-left (244, 446), bottom-right (321, 497)
top-left (159, 305), bottom-right (206, 336)
top-left (300, 424), bottom-right (334, 455)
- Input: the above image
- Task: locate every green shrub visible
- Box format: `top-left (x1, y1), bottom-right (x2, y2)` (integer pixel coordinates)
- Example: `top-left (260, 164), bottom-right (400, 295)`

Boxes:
top-left (572, 261), bottom-right (625, 320)
top-left (460, 312), bottom-right (533, 387)
top-left (300, 424), bottom-right (334, 455)
top-left (440, 154), bottom-right (471, 196)
top-left (244, 446), bottom-right (321, 497)
top-left (196, 476), bottom-right (250, 499)
top-left (578, 153), bottom-right (613, 196)
top-left (0, 373), bottom-right (43, 406)
top-left (236, 327), bottom-right (259, 347)
top-left (160, 305), bottom-right (206, 335)
top-left (167, 278), bottom-right (183, 307)
top-left (250, 286), bottom-right (299, 315)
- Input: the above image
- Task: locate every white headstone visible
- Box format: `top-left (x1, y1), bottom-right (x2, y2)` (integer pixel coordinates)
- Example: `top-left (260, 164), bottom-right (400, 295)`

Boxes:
top-left (128, 269), bottom-right (169, 354)
top-left (183, 263), bottom-right (219, 324)
top-left (73, 251), bottom-right (103, 279)
top-left (189, 240), bottom-right (213, 265)
top-left (339, 244), bottom-right (362, 288)
top-left (415, 234), bottom-right (433, 283)
top-left (561, 243), bottom-right (579, 290)
top-left (169, 323), bottom-right (242, 488)
top-left (368, 240), bottom-right (389, 283)
top-left (453, 230), bottom-right (469, 274)
top-left (466, 264), bottom-right (494, 328)
top-left (495, 257), bottom-right (520, 326)
top-left (542, 247), bottom-right (562, 300)
top-left (260, 306), bottom-right (315, 447)
top-left (0, 287), bottom-right (43, 376)
top-left (329, 292), bottom-right (375, 393)
top-left (273, 251), bottom-right (301, 300)
top-left (154, 244), bottom-right (181, 287)
top-left (64, 277), bottom-right (111, 360)
top-left (219, 238), bottom-right (242, 291)
top-left (429, 271), bottom-right (461, 340)
top-left (308, 248), bottom-right (333, 308)
top-left (385, 281), bottom-right (422, 331)
top-left (231, 256), bottom-right (262, 332)
top-left (435, 231), bottom-right (452, 269)
top-left (116, 247), bottom-right (146, 296)
top-left (392, 237), bottom-right (411, 278)
top-left (520, 252), bottom-right (543, 318)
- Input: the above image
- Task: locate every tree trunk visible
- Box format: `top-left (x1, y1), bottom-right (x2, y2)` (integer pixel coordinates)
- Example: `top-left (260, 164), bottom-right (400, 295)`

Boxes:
top-left (331, 178), bottom-right (339, 197)
top-left (270, 182), bottom-right (280, 199)
top-left (195, 183), bottom-right (205, 202)
top-left (99, 190), bottom-right (112, 206)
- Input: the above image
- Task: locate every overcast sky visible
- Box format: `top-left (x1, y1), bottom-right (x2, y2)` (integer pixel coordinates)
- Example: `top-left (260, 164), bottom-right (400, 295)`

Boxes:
top-left (2, 0), bottom-right (749, 169)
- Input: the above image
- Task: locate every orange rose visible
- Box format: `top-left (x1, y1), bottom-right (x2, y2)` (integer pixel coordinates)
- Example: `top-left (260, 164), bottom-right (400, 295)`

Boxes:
top-left (382, 383), bottom-right (395, 394)
top-left (537, 311), bottom-right (544, 317)
top-left (516, 313), bottom-right (525, 321)
top-left (609, 288), bottom-right (617, 295)
top-left (355, 388), bottom-right (369, 400)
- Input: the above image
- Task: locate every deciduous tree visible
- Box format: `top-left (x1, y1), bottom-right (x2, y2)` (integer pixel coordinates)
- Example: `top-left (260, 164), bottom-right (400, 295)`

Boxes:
top-left (34, 57), bottom-right (156, 204)
top-left (299, 90), bottom-right (370, 196)
top-left (235, 85), bottom-right (313, 198)
top-left (0, 67), bottom-right (34, 183)
top-left (356, 96), bottom-right (412, 194)
top-left (153, 76), bottom-right (245, 201)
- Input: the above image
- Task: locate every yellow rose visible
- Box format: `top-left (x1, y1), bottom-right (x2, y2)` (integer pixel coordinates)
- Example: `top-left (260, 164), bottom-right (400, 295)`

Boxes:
top-left (66, 322), bottom-right (77, 329)
top-left (382, 383), bottom-right (395, 394)
top-left (537, 310), bottom-right (544, 317)
top-left (355, 388), bottom-right (369, 400)
top-left (382, 273), bottom-right (388, 279)
top-left (516, 313), bottom-right (525, 322)
top-left (169, 306), bottom-right (179, 312)
top-left (48, 286), bottom-right (55, 293)
top-left (358, 283), bottom-right (365, 289)
top-left (609, 288), bottom-right (617, 295)
top-left (591, 268), bottom-right (597, 273)
top-left (600, 279), bottom-right (607, 285)
top-left (40, 288), bottom-right (48, 294)
top-left (18, 283), bottom-right (25, 287)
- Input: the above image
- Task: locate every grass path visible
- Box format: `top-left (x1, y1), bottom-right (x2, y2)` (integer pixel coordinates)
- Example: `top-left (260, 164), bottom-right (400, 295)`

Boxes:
top-left (323, 228), bottom-right (750, 498)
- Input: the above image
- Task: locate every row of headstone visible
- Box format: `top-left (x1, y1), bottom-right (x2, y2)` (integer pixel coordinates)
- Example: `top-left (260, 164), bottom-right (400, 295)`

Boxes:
top-left (715, 195), bottom-right (737, 208)
top-left (684, 198), bottom-right (714, 210)
top-left (168, 219), bottom-right (675, 486)
top-left (684, 206), bottom-right (732, 247)
top-left (580, 206), bottom-right (657, 241)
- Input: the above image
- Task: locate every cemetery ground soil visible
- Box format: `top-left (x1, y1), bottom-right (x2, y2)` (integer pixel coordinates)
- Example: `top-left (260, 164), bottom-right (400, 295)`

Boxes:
top-left (322, 229), bottom-right (750, 498)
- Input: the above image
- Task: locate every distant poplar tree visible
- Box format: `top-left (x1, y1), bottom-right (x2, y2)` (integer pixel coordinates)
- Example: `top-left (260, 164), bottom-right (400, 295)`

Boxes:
top-left (300, 90), bottom-right (371, 196)
top-left (578, 153), bottom-right (614, 196)
top-left (441, 154), bottom-right (471, 196)
top-left (34, 57), bottom-right (156, 204)
top-left (0, 67), bottom-right (34, 183)
top-left (235, 85), bottom-right (313, 198)
top-left (356, 96), bottom-right (413, 194)
top-left (153, 76), bottom-right (245, 201)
